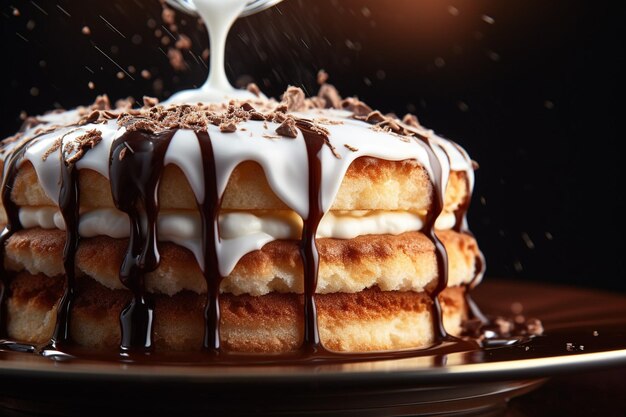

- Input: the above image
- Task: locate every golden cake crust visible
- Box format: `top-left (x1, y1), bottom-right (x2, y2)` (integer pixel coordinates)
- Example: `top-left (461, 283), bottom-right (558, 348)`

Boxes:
top-left (6, 272), bottom-right (467, 352)
top-left (2, 157), bottom-right (467, 213)
top-left (3, 228), bottom-right (479, 296)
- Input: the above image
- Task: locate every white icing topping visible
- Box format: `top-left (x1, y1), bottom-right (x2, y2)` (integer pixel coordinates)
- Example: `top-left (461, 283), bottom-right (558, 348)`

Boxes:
top-left (18, 206), bottom-right (456, 267)
top-left (5, 105), bottom-right (473, 277)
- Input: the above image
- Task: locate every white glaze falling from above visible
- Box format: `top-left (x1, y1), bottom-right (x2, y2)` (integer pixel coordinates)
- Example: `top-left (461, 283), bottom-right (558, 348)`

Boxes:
top-left (165, 0), bottom-right (262, 104)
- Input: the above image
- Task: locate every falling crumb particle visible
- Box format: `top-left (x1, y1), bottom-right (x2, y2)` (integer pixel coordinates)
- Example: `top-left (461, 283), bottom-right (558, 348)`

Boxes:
top-left (88, 81), bottom-right (95, 90)
top-left (116, 72), bottom-right (125, 80)
top-left (434, 57), bottom-right (446, 68)
top-left (361, 7), bottom-right (371, 18)
top-left (26, 20), bottom-right (35, 31)
top-left (579, 345), bottom-right (585, 351)
top-left (566, 342), bottom-right (575, 352)
top-left (376, 70), bottom-right (386, 80)
top-left (30, 87), bottom-right (39, 97)
top-left (544, 100), bottom-right (555, 109)
top-left (82, 26), bottom-right (91, 35)
top-left (447, 5), bottom-right (459, 16)
top-left (12, 8), bottom-right (20, 16)
top-left (510, 302), bottom-right (523, 315)
top-left (521, 232), bottom-right (535, 250)
top-left (141, 69), bottom-right (151, 79)
top-left (457, 101), bottom-right (469, 112)
top-left (19, 111), bottom-right (28, 120)
top-left (487, 50), bottom-right (501, 61)
top-left (482, 15), bottom-right (495, 24)
top-left (593, 330), bottom-right (599, 336)
top-left (545, 231), bottom-right (553, 240)
top-left (524, 346), bottom-right (530, 351)
top-left (128, 65), bottom-right (136, 74)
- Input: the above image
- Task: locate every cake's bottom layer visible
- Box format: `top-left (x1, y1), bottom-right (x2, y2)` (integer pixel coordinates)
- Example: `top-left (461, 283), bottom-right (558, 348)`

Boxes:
top-left (6, 273), bottom-right (467, 353)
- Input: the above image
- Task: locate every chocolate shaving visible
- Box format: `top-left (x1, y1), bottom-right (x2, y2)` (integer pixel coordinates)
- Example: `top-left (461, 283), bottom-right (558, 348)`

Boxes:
top-left (402, 113), bottom-right (420, 128)
top-left (143, 96), bottom-right (159, 108)
top-left (318, 84), bottom-right (342, 109)
top-left (168, 48), bottom-right (186, 71)
top-left (275, 117), bottom-right (298, 138)
top-left (344, 144), bottom-right (358, 152)
top-left (42, 137), bottom-right (63, 162)
top-left (363, 110), bottom-right (387, 124)
top-left (342, 97), bottom-right (372, 117)
top-left (317, 70), bottom-right (329, 86)
top-left (219, 121), bottom-right (237, 133)
top-left (92, 95), bottom-right (111, 111)
top-left (246, 83), bottom-right (261, 97)
top-left (281, 86), bottom-right (307, 112)
top-left (64, 129), bottom-right (103, 165)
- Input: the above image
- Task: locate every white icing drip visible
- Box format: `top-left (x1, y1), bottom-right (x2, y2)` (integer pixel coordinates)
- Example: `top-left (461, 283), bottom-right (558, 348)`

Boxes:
top-left (165, 0), bottom-right (262, 104)
top-left (163, 130), bottom-right (205, 202)
top-left (208, 121), bottom-right (309, 216)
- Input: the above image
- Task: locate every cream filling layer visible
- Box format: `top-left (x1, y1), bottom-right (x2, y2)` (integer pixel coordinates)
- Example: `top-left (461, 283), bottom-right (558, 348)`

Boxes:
top-left (18, 207), bottom-right (455, 269)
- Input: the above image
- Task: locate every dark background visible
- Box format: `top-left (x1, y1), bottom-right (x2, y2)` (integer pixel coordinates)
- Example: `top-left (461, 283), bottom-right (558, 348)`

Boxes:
top-left (2, 0), bottom-right (625, 292)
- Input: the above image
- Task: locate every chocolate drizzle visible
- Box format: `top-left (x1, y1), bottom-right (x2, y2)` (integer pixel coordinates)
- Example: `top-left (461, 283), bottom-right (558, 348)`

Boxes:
top-left (412, 134), bottom-right (451, 343)
top-left (0, 141), bottom-right (30, 336)
top-left (295, 120), bottom-right (328, 354)
top-left (47, 148), bottom-right (80, 348)
top-left (194, 131), bottom-right (224, 353)
top-left (109, 129), bottom-right (176, 352)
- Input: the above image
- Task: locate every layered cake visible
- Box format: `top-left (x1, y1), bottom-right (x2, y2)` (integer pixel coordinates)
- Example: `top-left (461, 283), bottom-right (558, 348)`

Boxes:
top-left (0, 84), bottom-right (483, 356)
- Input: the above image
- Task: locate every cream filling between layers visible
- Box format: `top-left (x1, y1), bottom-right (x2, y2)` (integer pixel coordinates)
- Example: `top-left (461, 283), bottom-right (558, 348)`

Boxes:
top-left (18, 207), bottom-right (456, 271)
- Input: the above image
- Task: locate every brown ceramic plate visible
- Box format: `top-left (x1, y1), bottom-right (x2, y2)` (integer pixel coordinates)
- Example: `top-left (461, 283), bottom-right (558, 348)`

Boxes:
top-left (1, 279), bottom-right (625, 417)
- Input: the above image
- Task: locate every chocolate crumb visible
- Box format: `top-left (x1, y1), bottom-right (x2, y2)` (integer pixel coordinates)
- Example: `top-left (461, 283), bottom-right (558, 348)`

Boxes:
top-left (344, 144), bottom-right (358, 152)
top-left (593, 330), bottom-right (599, 336)
top-left (88, 81), bottom-right (95, 90)
top-left (275, 117), bottom-right (298, 138)
top-left (247, 83), bottom-right (261, 97)
top-left (82, 26), bottom-right (91, 35)
top-left (241, 102), bottom-right (255, 112)
top-left (168, 48), bottom-right (186, 71)
top-left (162, 7), bottom-right (176, 25)
top-left (141, 69), bottom-right (152, 79)
top-left (116, 71), bottom-right (125, 80)
top-left (175, 34), bottom-right (192, 50)
top-left (317, 69), bottom-right (329, 85)
top-left (219, 121), bottom-right (237, 133)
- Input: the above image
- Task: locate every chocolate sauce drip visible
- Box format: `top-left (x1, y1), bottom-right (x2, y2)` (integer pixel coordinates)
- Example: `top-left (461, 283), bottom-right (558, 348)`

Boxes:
top-left (295, 120), bottom-right (328, 353)
top-left (416, 138), bottom-right (450, 342)
top-left (109, 129), bottom-right (176, 352)
top-left (0, 142), bottom-right (31, 336)
top-left (47, 148), bottom-right (80, 348)
top-left (194, 131), bottom-right (224, 353)
top-left (450, 162), bottom-right (488, 323)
